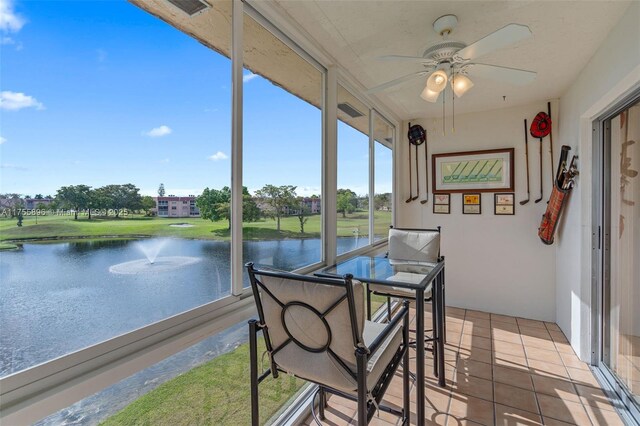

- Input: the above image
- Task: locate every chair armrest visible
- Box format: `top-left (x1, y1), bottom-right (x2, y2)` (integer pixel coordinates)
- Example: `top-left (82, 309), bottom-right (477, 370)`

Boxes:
top-left (367, 301), bottom-right (409, 355)
top-left (314, 272), bottom-right (341, 279)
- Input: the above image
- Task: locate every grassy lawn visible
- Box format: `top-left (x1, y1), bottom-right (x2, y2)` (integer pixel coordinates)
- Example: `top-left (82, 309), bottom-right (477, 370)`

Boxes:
top-left (0, 210), bottom-right (392, 245)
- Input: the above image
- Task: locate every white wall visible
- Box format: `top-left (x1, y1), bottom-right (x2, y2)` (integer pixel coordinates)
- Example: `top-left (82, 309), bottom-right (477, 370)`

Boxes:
top-left (397, 101), bottom-right (558, 321)
top-left (556, 1), bottom-right (640, 360)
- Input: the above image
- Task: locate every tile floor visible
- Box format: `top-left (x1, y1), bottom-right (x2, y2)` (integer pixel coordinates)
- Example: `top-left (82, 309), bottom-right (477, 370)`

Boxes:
top-left (303, 307), bottom-right (626, 425)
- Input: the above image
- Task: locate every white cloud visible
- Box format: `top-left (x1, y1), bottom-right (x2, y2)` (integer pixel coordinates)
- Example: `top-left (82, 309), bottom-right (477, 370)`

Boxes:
top-left (296, 186), bottom-right (322, 197)
top-left (1, 163), bottom-right (27, 170)
top-left (0, 136), bottom-right (5, 144)
top-left (159, 158), bottom-right (170, 164)
top-left (208, 151), bottom-right (228, 161)
top-left (0, 91), bottom-right (44, 111)
top-left (243, 72), bottom-right (258, 83)
top-left (0, 0), bottom-right (25, 33)
top-left (143, 125), bottom-right (172, 137)
top-left (1, 36), bottom-right (13, 44)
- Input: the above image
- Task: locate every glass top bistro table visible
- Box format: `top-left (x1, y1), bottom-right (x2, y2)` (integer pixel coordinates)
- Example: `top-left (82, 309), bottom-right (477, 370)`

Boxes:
top-left (320, 255), bottom-right (446, 426)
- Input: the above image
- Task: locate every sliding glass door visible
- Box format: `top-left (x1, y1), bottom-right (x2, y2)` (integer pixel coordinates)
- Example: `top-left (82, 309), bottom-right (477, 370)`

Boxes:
top-left (598, 94), bottom-right (640, 420)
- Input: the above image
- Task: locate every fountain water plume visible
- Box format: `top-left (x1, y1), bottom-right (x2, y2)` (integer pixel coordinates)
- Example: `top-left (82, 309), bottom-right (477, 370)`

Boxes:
top-left (136, 239), bottom-right (169, 264)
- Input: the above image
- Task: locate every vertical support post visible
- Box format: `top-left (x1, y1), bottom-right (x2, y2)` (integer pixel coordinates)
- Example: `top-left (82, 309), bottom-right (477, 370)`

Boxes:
top-left (318, 387), bottom-right (326, 420)
top-left (403, 302), bottom-right (410, 425)
top-left (230, 0), bottom-right (244, 296)
top-left (369, 110), bottom-right (375, 245)
top-left (432, 282), bottom-right (439, 378)
top-left (324, 67), bottom-right (338, 267)
top-left (415, 287), bottom-right (426, 425)
top-left (437, 271), bottom-right (446, 387)
top-left (249, 320), bottom-right (259, 426)
top-left (356, 348), bottom-right (368, 425)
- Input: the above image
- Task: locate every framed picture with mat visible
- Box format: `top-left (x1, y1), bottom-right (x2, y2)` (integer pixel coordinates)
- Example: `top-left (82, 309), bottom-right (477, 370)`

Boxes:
top-left (494, 193), bottom-right (515, 215)
top-left (462, 193), bottom-right (481, 214)
top-left (433, 193), bottom-right (450, 214)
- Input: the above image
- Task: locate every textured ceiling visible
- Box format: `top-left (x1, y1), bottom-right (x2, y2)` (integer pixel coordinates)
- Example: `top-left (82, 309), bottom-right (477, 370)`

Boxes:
top-left (274, 0), bottom-right (631, 119)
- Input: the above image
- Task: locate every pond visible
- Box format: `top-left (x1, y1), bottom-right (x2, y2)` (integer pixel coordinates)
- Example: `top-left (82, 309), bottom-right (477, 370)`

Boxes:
top-left (0, 236), bottom-right (369, 377)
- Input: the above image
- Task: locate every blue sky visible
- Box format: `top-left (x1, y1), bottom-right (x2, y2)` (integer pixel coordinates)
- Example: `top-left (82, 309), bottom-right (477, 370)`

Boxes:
top-left (0, 0), bottom-right (391, 198)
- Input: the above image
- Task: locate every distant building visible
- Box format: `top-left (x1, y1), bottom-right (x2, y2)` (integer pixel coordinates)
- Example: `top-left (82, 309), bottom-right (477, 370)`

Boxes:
top-left (154, 195), bottom-right (200, 218)
top-left (24, 198), bottom-right (54, 209)
top-left (280, 197), bottom-right (321, 215)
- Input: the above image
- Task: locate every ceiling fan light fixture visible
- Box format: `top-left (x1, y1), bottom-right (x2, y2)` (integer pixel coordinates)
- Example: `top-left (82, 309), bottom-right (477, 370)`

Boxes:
top-left (451, 73), bottom-right (474, 98)
top-left (426, 70), bottom-right (448, 92)
top-left (420, 86), bottom-right (440, 103)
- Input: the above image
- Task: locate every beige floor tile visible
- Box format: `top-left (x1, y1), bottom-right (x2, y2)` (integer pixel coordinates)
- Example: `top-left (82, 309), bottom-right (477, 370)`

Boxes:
top-left (566, 367), bottom-right (600, 388)
top-left (459, 334), bottom-right (492, 351)
top-left (452, 374), bottom-right (494, 402)
top-left (521, 335), bottom-right (557, 352)
top-left (456, 358), bottom-right (493, 381)
top-left (518, 326), bottom-right (552, 340)
top-left (524, 347), bottom-right (563, 365)
top-left (465, 318), bottom-right (491, 329)
top-left (536, 394), bottom-right (590, 425)
top-left (465, 310), bottom-right (491, 320)
top-left (554, 342), bottom-right (576, 355)
top-left (424, 381), bottom-right (452, 412)
top-left (574, 384), bottom-right (618, 412)
top-left (315, 403), bottom-right (356, 425)
top-left (447, 307), bottom-right (466, 317)
top-left (530, 374), bottom-right (580, 402)
top-left (459, 347), bottom-right (493, 364)
top-left (544, 322), bottom-right (562, 332)
top-left (493, 365), bottom-right (534, 390)
top-left (558, 353), bottom-right (589, 370)
top-left (583, 403), bottom-right (625, 426)
top-left (493, 353), bottom-right (529, 372)
top-left (491, 314), bottom-right (518, 325)
top-left (527, 359), bottom-right (569, 379)
top-left (494, 403), bottom-right (543, 425)
top-left (549, 330), bottom-right (569, 344)
top-left (423, 407), bottom-right (453, 426)
top-left (448, 393), bottom-right (495, 426)
top-left (492, 322), bottom-right (521, 334)
top-left (493, 382), bottom-right (538, 414)
top-left (494, 340), bottom-right (526, 358)
top-left (492, 329), bottom-right (523, 344)
top-left (516, 318), bottom-right (547, 329)
top-left (542, 417), bottom-right (575, 426)
top-left (464, 325), bottom-right (492, 339)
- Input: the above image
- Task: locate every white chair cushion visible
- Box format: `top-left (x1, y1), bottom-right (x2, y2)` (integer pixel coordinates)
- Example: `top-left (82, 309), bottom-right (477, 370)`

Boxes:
top-left (369, 283), bottom-right (432, 300)
top-left (388, 228), bottom-right (440, 263)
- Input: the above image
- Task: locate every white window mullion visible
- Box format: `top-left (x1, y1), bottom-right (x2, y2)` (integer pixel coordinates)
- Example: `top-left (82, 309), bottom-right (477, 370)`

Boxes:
top-left (231, 0), bottom-right (244, 296)
top-left (369, 110), bottom-right (375, 245)
top-left (324, 66), bottom-right (338, 266)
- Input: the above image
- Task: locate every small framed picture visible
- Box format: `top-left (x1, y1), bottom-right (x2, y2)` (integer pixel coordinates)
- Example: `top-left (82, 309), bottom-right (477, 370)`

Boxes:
top-left (462, 193), bottom-right (481, 214)
top-left (494, 193), bottom-right (515, 215)
top-left (433, 193), bottom-right (450, 214)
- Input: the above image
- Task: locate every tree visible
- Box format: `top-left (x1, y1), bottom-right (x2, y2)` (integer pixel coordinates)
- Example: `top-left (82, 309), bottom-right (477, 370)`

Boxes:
top-left (158, 183), bottom-right (165, 197)
top-left (337, 188), bottom-right (357, 218)
top-left (56, 185), bottom-right (92, 220)
top-left (97, 184), bottom-right (143, 217)
top-left (255, 185), bottom-right (297, 231)
top-left (294, 198), bottom-right (309, 234)
top-left (141, 196), bottom-right (156, 216)
top-left (197, 186), bottom-right (259, 229)
top-left (197, 187), bottom-right (231, 228)
top-left (36, 202), bottom-right (47, 211)
top-left (34, 194), bottom-right (44, 200)
top-left (374, 193), bottom-right (391, 210)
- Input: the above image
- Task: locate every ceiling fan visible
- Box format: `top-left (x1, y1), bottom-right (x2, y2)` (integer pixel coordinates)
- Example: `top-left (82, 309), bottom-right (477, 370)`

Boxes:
top-left (367, 15), bottom-right (537, 102)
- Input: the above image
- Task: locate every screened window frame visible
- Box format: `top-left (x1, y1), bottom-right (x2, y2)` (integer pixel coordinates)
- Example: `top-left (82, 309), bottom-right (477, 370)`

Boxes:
top-left (0, 1), bottom-right (399, 423)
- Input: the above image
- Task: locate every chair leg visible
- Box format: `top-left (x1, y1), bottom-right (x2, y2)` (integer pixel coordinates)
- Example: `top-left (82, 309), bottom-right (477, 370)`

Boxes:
top-left (318, 387), bottom-right (326, 420)
top-left (442, 269), bottom-right (447, 343)
top-left (366, 288), bottom-right (372, 321)
top-left (356, 348), bottom-right (369, 425)
top-left (249, 320), bottom-right (260, 426)
top-left (403, 305), bottom-right (410, 425)
top-left (387, 296), bottom-right (392, 321)
top-left (432, 289), bottom-right (439, 378)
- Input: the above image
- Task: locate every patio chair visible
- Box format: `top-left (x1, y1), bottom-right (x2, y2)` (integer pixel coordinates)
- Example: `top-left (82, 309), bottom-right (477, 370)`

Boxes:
top-left (247, 263), bottom-right (410, 426)
top-left (367, 226), bottom-right (445, 347)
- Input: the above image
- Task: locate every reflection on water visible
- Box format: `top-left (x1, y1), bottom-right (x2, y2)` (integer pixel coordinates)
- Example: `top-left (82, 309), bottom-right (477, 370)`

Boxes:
top-left (0, 236), bottom-right (367, 376)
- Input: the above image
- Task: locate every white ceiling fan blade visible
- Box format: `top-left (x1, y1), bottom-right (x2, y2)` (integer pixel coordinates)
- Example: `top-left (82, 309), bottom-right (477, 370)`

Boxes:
top-left (378, 55), bottom-right (438, 66)
top-left (455, 24), bottom-right (532, 61)
top-left (468, 63), bottom-right (536, 85)
top-left (366, 71), bottom-right (429, 94)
